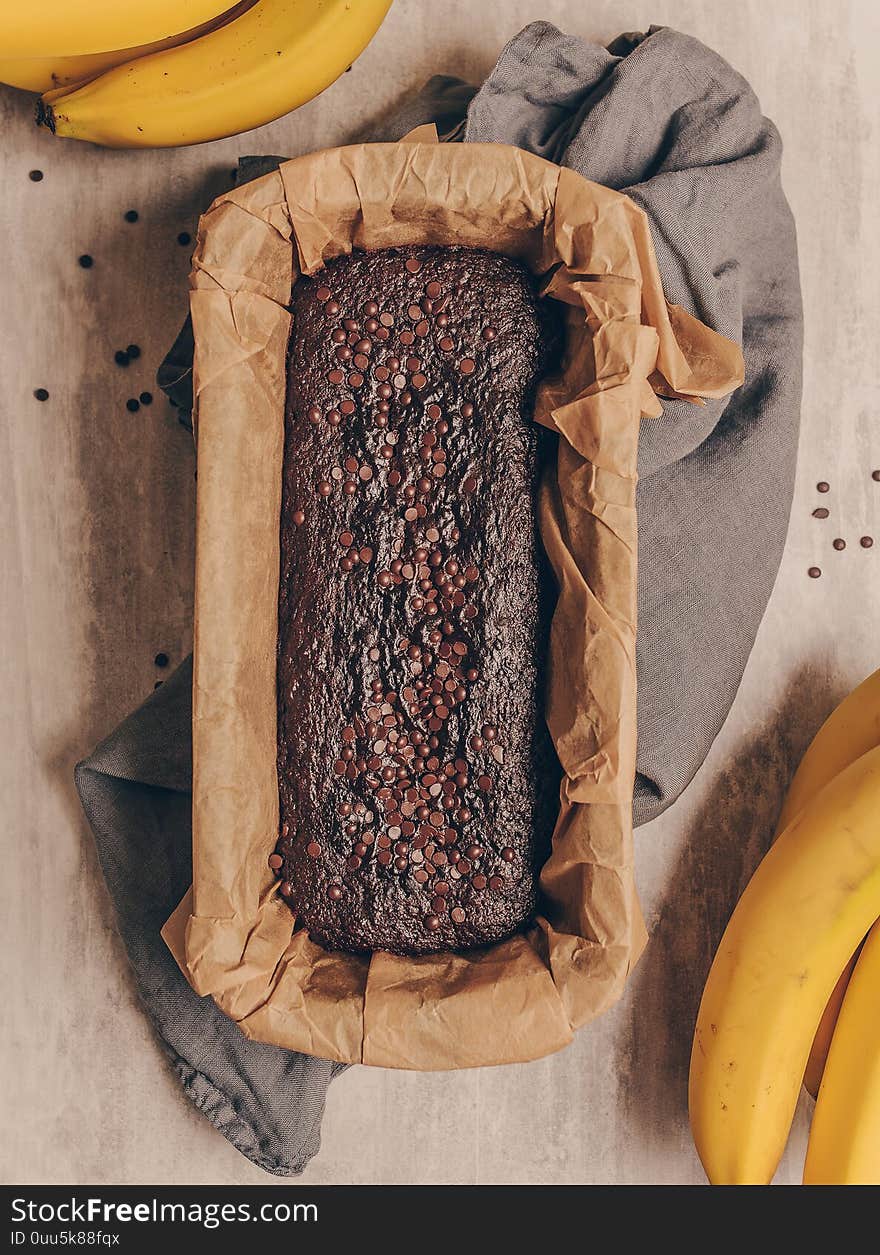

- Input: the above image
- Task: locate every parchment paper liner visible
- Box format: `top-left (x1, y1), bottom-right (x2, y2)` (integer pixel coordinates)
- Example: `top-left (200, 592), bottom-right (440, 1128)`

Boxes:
top-left (162, 137), bottom-right (744, 1069)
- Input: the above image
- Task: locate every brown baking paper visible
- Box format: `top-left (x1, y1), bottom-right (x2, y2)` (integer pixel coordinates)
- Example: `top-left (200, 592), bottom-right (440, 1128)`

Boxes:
top-left (162, 138), bottom-right (744, 1069)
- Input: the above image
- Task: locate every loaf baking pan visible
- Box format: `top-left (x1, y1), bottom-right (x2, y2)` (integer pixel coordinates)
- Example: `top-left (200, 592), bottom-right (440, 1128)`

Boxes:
top-left (162, 134), bottom-right (743, 1068)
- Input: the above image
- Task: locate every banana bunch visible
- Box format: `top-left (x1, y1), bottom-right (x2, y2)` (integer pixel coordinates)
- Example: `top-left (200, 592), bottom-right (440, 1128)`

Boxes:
top-left (0, 0), bottom-right (393, 147)
top-left (689, 667), bottom-right (880, 1184)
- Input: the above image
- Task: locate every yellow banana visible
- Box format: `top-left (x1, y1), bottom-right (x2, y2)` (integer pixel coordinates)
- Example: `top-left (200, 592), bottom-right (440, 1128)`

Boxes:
top-left (39, 0), bottom-right (393, 149)
top-left (774, 667), bottom-right (880, 1097)
top-left (775, 666), bottom-right (880, 834)
top-left (803, 954), bottom-right (859, 1099)
top-left (804, 919), bottom-right (880, 1184)
top-left (0, 2), bottom-right (255, 94)
top-left (0, 1), bottom-right (234, 59)
top-left (689, 744), bottom-right (880, 1184)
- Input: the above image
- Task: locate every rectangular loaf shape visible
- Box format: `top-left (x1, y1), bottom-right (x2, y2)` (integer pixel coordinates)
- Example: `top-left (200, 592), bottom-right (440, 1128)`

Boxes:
top-left (273, 245), bottom-right (562, 955)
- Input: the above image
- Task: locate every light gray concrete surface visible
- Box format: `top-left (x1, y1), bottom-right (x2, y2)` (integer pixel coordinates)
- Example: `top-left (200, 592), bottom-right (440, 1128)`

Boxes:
top-left (2, 0), bottom-right (878, 1185)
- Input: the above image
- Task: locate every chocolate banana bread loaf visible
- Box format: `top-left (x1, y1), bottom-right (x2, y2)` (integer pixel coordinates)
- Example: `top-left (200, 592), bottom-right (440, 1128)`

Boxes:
top-left (273, 245), bottom-right (562, 956)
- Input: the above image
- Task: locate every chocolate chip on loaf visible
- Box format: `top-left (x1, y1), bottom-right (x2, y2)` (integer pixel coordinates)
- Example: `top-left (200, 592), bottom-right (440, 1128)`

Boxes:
top-left (275, 246), bottom-right (562, 956)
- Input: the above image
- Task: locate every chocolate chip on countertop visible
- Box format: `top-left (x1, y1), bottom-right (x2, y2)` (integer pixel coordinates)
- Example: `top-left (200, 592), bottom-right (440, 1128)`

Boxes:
top-left (139, 391), bottom-right (153, 405)
top-left (812, 507), bottom-right (829, 519)
top-left (808, 567), bottom-right (822, 578)
top-left (78, 254), bottom-right (93, 269)
top-left (29, 170), bottom-right (44, 182)
top-left (124, 209), bottom-right (139, 223)
top-left (816, 481), bottom-right (830, 493)
top-left (126, 398), bottom-right (140, 412)
top-left (177, 232), bottom-right (192, 246)
top-left (114, 350), bottom-right (130, 367)
top-left (833, 538), bottom-right (846, 550)
top-left (33, 388), bottom-right (49, 401)
top-left (861, 536), bottom-right (874, 548)
top-left (154, 653), bottom-right (169, 668)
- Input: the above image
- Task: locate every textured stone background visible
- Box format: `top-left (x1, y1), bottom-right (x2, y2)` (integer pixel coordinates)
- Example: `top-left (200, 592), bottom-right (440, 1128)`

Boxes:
top-left (2, 0), bottom-right (878, 1185)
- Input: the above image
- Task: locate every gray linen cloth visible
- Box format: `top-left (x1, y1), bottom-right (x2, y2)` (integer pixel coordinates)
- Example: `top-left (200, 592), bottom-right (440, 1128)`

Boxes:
top-left (75, 659), bottom-right (344, 1176)
top-left (80, 23), bottom-right (802, 1174)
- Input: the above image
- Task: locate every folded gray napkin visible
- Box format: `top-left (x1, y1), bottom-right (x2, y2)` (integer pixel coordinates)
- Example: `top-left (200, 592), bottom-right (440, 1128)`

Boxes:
top-left (81, 22), bottom-right (802, 1175)
top-left (75, 658), bottom-right (344, 1176)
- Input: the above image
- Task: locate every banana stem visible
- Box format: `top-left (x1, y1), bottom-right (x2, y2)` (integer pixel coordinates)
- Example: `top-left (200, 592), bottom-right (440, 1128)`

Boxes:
top-left (35, 99), bottom-right (55, 133)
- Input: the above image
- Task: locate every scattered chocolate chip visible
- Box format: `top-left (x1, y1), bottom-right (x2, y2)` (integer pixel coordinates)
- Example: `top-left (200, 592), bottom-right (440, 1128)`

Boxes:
top-left (873, 470), bottom-right (880, 482)
top-left (816, 481), bottom-right (830, 493)
top-left (33, 388), bottom-right (49, 402)
top-left (78, 254), bottom-right (93, 269)
top-left (861, 536), bottom-right (874, 548)
top-left (268, 853), bottom-right (283, 870)
top-left (405, 257), bottom-right (422, 274)
top-left (426, 281), bottom-right (442, 298)
top-left (154, 652), bottom-right (169, 668)
top-left (459, 358), bottom-right (476, 375)
top-left (139, 391), bottom-right (153, 405)
top-left (316, 285), bottom-right (331, 302)
top-left (833, 538), bottom-right (846, 551)
top-left (124, 209), bottom-right (139, 223)
top-left (812, 507), bottom-right (829, 519)
top-left (126, 398), bottom-right (140, 412)
top-left (114, 350), bottom-right (130, 367)
top-left (292, 509), bottom-right (305, 525)
top-left (29, 170), bottom-right (43, 182)
top-left (126, 344), bottom-right (141, 359)
top-left (451, 906), bottom-right (466, 923)
top-left (177, 232), bottom-right (192, 246)
top-left (808, 566), bottom-right (822, 578)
